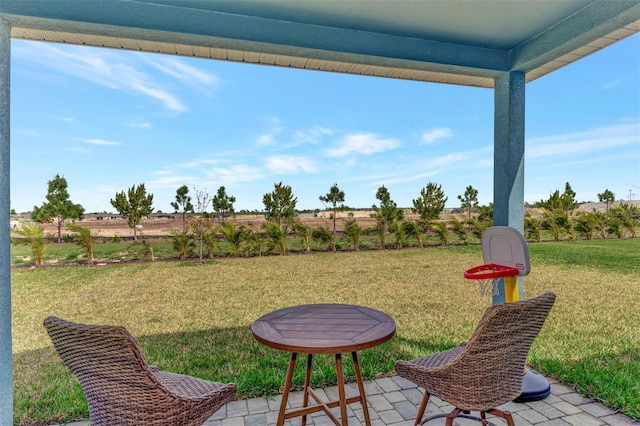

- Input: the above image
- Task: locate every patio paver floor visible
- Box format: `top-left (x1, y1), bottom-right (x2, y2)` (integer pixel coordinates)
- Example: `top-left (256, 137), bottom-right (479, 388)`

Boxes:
top-left (56, 373), bottom-right (638, 426)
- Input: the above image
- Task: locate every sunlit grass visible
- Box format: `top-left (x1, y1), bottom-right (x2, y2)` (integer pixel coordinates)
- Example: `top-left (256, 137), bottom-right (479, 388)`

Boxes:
top-left (12, 239), bottom-right (640, 424)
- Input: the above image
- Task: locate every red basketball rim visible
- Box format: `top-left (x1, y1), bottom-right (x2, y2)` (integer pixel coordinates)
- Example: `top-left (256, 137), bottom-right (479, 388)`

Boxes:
top-left (464, 263), bottom-right (519, 280)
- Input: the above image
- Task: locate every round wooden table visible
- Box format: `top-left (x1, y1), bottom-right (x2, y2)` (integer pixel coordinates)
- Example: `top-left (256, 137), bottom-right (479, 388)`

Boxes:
top-left (252, 303), bottom-right (396, 426)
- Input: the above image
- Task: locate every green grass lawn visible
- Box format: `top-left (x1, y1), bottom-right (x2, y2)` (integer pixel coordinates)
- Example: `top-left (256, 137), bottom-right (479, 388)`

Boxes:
top-left (11, 238), bottom-right (640, 425)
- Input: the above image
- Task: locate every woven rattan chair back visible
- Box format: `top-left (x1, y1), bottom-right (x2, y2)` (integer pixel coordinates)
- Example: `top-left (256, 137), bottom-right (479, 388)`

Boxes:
top-left (44, 316), bottom-right (236, 426)
top-left (395, 292), bottom-right (556, 425)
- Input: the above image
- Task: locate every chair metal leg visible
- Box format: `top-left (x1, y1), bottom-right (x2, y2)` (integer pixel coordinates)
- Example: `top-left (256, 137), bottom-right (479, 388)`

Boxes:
top-left (421, 407), bottom-right (507, 426)
top-left (485, 408), bottom-right (515, 426)
top-left (445, 408), bottom-right (463, 426)
top-left (480, 411), bottom-right (490, 425)
top-left (415, 391), bottom-right (431, 426)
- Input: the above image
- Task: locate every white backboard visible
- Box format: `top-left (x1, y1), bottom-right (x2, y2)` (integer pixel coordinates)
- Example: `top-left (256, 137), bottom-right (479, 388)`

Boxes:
top-left (481, 226), bottom-right (530, 276)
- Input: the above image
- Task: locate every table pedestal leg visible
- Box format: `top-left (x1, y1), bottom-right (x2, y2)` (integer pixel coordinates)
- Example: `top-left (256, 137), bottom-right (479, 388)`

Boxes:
top-left (335, 353), bottom-right (349, 426)
top-left (352, 351), bottom-right (372, 426)
top-left (277, 352), bottom-right (297, 426)
top-left (277, 351), bottom-right (373, 426)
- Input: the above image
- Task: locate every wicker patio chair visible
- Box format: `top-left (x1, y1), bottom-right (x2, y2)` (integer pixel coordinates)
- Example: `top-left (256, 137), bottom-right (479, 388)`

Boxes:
top-left (395, 292), bottom-right (556, 426)
top-left (44, 315), bottom-right (237, 426)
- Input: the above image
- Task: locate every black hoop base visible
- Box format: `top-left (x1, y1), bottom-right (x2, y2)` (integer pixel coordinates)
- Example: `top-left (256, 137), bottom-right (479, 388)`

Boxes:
top-left (515, 368), bottom-right (551, 402)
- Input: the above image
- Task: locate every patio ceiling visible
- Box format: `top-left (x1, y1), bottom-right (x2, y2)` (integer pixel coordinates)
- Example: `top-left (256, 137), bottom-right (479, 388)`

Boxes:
top-left (1, 0), bottom-right (639, 88)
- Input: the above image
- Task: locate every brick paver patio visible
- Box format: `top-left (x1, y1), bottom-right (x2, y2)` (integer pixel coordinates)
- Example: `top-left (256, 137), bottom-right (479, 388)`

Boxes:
top-left (57, 372), bottom-right (637, 426)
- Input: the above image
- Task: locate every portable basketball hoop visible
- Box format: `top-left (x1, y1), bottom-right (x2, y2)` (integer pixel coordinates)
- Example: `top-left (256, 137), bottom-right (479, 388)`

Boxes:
top-left (464, 226), bottom-right (530, 302)
top-left (464, 226), bottom-right (551, 403)
top-left (464, 263), bottom-right (519, 297)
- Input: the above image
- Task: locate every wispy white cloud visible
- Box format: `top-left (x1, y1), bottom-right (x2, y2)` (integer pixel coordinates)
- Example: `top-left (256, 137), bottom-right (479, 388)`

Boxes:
top-left (141, 55), bottom-right (221, 95)
top-left (79, 138), bottom-right (121, 146)
top-left (420, 127), bottom-right (453, 145)
top-left (123, 121), bottom-right (153, 129)
top-left (145, 161), bottom-right (264, 190)
top-left (13, 41), bottom-right (186, 113)
top-left (290, 126), bottom-right (334, 146)
top-left (256, 117), bottom-right (283, 146)
top-left (602, 78), bottom-right (626, 90)
top-left (265, 155), bottom-right (317, 174)
top-left (147, 174), bottom-right (199, 188)
top-left (255, 120), bottom-right (333, 149)
top-left (324, 133), bottom-right (401, 157)
top-left (257, 133), bottom-right (276, 145)
top-left (206, 165), bottom-right (265, 184)
top-left (527, 122), bottom-right (639, 160)
top-left (434, 145), bottom-right (494, 170)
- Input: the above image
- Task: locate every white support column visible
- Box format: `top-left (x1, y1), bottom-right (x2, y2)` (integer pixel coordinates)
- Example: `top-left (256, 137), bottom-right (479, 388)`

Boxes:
top-left (0, 18), bottom-right (12, 426)
top-left (493, 71), bottom-right (525, 303)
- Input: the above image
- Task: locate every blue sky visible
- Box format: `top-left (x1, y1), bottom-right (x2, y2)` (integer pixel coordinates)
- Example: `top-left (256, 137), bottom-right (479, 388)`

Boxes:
top-left (10, 34), bottom-right (640, 214)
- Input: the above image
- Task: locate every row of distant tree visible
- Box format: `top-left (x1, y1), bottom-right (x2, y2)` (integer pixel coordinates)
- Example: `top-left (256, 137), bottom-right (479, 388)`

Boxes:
top-left (13, 174), bottom-right (636, 246)
top-left (523, 182), bottom-right (638, 241)
top-left (12, 175), bottom-right (639, 266)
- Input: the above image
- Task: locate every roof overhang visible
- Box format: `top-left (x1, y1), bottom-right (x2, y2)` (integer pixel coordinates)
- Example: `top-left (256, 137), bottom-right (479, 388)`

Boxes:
top-left (1, 0), bottom-right (639, 88)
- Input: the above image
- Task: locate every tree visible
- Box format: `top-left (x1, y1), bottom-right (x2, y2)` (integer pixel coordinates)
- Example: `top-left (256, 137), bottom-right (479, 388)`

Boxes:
top-left (412, 182), bottom-right (447, 225)
top-left (375, 186), bottom-right (404, 222)
top-left (457, 185), bottom-right (478, 226)
top-left (192, 187), bottom-right (211, 264)
top-left (370, 185), bottom-right (404, 249)
top-left (32, 174), bottom-right (85, 243)
top-left (212, 186), bottom-right (236, 224)
top-left (560, 182), bottom-right (578, 212)
top-left (538, 182), bottom-right (577, 213)
top-left (171, 185), bottom-right (194, 232)
top-left (477, 203), bottom-right (493, 224)
top-left (343, 215), bottom-right (361, 251)
top-left (263, 182), bottom-right (297, 226)
top-left (319, 183), bottom-right (346, 235)
top-left (110, 183), bottom-right (154, 241)
top-left (597, 189), bottom-right (615, 212)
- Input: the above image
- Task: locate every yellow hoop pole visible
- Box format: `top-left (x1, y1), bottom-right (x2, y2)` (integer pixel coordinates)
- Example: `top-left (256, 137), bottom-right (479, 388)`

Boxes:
top-left (504, 276), bottom-right (519, 302)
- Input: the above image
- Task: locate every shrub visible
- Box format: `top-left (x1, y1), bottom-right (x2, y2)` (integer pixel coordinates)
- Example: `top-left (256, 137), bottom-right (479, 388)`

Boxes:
top-left (312, 226), bottom-right (335, 252)
top-left (15, 221), bottom-right (46, 265)
top-left (66, 224), bottom-right (95, 262)
top-left (129, 239), bottom-right (155, 261)
top-left (170, 230), bottom-right (195, 260)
